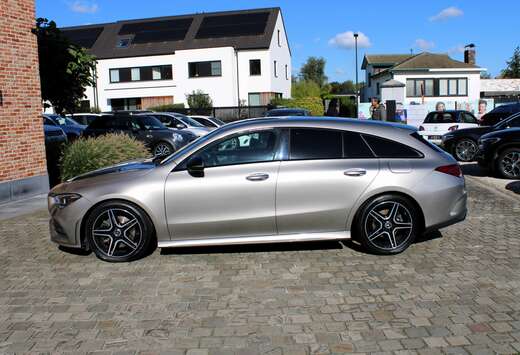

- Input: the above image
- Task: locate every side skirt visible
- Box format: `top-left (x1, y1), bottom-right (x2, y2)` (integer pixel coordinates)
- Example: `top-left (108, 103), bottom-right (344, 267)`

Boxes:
top-left (158, 231), bottom-right (351, 248)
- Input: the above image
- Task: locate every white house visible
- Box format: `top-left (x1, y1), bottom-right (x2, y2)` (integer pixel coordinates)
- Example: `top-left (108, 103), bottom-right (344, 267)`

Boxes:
top-left (362, 48), bottom-right (484, 106)
top-left (61, 8), bottom-right (291, 111)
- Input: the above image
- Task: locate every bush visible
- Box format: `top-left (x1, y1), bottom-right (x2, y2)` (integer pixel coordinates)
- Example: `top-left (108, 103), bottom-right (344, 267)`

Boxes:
top-left (60, 134), bottom-right (150, 181)
top-left (291, 80), bottom-right (321, 98)
top-left (148, 103), bottom-right (185, 112)
top-left (271, 96), bottom-right (324, 116)
top-left (187, 90), bottom-right (213, 109)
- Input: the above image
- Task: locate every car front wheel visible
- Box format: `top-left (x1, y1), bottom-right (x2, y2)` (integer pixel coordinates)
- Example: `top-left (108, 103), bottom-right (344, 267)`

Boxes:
top-left (497, 147), bottom-right (520, 179)
top-left (453, 138), bottom-right (478, 162)
top-left (355, 195), bottom-right (419, 255)
top-left (153, 142), bottom-right (173, 157)
top-left (85, 201), bottom-right (154, 262)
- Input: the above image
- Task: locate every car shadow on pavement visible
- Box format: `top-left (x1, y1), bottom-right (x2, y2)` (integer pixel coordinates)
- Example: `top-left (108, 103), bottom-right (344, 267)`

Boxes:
top-left (161, 240), bottom-right (344, 255)
top-left (58, 245), bottom-right (91, 256)
top-left (506, 181), bottom-right (520, 194)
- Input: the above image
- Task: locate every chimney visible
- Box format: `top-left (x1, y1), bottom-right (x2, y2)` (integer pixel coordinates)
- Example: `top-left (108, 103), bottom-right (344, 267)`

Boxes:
top-left (464, 43), bottom-right (476, 65)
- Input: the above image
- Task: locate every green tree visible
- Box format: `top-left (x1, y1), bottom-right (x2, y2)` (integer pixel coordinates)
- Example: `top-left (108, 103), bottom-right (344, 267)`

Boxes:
top-left (501, 46), bottom-right (520, 78)
top-left (33, 18), bottom-right (96, 114)
top-left (291, 80), bottom-right (321, 98)
top-left (186, 90), bottom-right (213, 109)
top-left (329, 80), bottom-right (356, 94)
top-left (300, 57), bottom-right (328, 87)
top-left (480, 71), bottom-right (492, 79)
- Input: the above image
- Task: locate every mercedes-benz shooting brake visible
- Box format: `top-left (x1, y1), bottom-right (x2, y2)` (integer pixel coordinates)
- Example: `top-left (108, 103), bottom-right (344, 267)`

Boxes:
top-left (48, 117), bottom-right (467, 262)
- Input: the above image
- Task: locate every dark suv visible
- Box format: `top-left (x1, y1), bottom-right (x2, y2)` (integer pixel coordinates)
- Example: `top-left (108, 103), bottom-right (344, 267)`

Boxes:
top-left (442, 113), bottom-right (520, 161)
top-left (83, 115), bottom-right (187, 156)
top-left (478, 127), bottom-right (520, 179)
top-left (479, 102), bottom-right (520, 126)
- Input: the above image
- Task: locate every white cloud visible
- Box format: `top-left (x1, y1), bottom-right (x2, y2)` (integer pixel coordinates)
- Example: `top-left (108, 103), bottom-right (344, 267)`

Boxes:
top-left (69, 1), bottom-right (99, 14)
top-left (429, 6), bottom-right (463, 21)
top-left (328, 31), bottom-right (371, 49)
top-left (448, 44), bottom-right (466, 54)
top-left (415, 38), bottom-right (435, 51)
top-left (335, 68), bottom-right (345, 75)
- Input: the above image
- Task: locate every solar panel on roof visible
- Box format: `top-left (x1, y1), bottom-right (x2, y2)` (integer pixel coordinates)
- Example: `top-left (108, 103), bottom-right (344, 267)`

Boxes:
top-left (62, 27), bottom-right (104, 48)
top-left (118, 18), bottom-right (193, 43)
top-left (195, 12), bottom-right (269, 39)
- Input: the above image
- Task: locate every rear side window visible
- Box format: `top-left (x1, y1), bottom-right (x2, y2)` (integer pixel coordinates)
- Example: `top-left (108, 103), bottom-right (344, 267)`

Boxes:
top-left (290, 129), bottom-right (342, 160)
top-left (343, 131), bottom-right (374, 158)
top-left (89, 117), bottom-right (110, 129)
top-left (362, 134), bottom-right (423, 158)
top-left (425, 112), bottom-right (456, 124)
top-left (461, 112), bottom-right (477, 124)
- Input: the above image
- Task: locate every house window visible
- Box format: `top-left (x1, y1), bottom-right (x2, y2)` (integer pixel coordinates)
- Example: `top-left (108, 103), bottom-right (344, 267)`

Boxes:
top-left (249, 59), bottom-right (261, 76)
top-left (285, 65), bottom-right (289, 80)
top-left (277, 30), bottom-right (281, 47)
top-left (248, 93), bottom-right (261, 106)
top-left (439, 78), bottom-right (468, 96)
top-left (274, 60), bottom-right (278, 77)
top-left (406, 79), bottom-right (434, 97)
top-left (188, 61), bottom-right (222, 77)
top-left (109, 65), bottom-right (172, 83)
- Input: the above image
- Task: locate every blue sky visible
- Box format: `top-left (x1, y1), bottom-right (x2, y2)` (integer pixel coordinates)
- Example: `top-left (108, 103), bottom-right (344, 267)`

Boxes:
top-left (36, 0), bottom-right (520, 82)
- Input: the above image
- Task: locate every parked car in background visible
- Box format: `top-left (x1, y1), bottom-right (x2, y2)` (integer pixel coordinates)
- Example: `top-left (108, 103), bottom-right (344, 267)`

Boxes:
top-left (418, 110), bottom-right (479, 145)
top-left (478, 127), bottom-right (520, 179)
top-left (264, 108), bottom-right (311, 117)
top-left (143, 113), bottom-right (199, 143)
top-left (102, 110), bottom-right (153, 115)
top-left (48, 117), bottom-right (467, 262)
top-left (43, 114), bottom-right (86, 141)
top-left (442, 112), bottom-right (520, 161)
top-left (148, 112), bottom-right (213, 137)
top-left (83, 114), bottom-right (187, 157)
top-left (479, 102), bottom-right (520, 126)
top-left (67, 113), bottom-right (101, 126)
top-left (188, 115), bottom-right (226, 128)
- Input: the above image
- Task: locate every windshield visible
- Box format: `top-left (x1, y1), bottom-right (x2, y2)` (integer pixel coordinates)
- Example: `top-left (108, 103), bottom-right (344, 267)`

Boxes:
top-left (179, 116), bottom-right (205, 127)
top-left (136, 116), bottom-right (166, 130)
top-left (46, 115), bottom-right (80, 126)
top-left (494, 112), bottom-right (520, 130)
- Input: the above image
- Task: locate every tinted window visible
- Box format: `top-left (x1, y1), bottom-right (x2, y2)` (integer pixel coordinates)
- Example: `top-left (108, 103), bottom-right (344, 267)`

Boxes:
top-left (343, 131), bottom-right (374, 158)
top-left (424, 112), bottom-right (456, 124)
top-left (88, 117), bottom-right (111, 129)
top-left (43, 117), bottom-right (55, 126)
top-left (461, 112), bottom-right (477, 124)
top-left (290, 129), bottom-right (342, 160)
top-left (362, 134), bottom-right (423, 158)
top-left (136, 116), bottom-right (165, 130)
top-left (197, 130), bottom-right (278, 168)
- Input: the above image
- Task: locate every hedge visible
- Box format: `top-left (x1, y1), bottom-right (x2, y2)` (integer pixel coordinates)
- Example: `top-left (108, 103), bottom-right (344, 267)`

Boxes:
top-left (271, 96), bottom-right (324, 116)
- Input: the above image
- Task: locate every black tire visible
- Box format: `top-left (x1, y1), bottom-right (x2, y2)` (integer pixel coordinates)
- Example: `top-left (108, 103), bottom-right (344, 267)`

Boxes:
top-left (85, 200), bottom-right (154, 262)
top-left (496, 147), bottom-right (520, 179)
top-left (452, 138), bottom-right (478, 162)
top-left (153, 141), bottom-right (173, 157)
top-left (355, 194), bottom-right (419, 255)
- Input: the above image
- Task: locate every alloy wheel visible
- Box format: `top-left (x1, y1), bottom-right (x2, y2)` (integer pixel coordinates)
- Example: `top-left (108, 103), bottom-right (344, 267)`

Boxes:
top-left (153, 143), bottom-right (172, 157)
top-left (91, 208), bottom-right (143, 258)
top-left (364, 201), bottom-right (413, 251)
top-left (455, 139), bottom-right (478, 162)
top-left (500, 150), bottom-right (520, 178)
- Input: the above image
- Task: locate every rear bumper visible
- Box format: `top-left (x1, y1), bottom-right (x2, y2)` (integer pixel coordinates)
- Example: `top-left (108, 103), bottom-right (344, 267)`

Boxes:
top-left (424, 191), bottom-right (467, 233)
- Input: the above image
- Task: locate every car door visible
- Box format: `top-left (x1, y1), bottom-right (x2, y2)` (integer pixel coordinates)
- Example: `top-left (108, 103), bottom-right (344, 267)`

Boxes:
top-left (276, 128), bottom-right (379, 234)
top-left (164, 129), bottom-right (281, 240)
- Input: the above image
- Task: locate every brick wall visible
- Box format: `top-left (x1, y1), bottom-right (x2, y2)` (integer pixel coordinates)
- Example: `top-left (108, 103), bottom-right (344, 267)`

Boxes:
top-left (0, 0), bottom-right (46, 183)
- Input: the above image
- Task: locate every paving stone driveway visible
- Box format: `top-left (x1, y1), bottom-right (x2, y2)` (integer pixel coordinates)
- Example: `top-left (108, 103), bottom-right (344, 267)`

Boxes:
top-left (0, 177), bottom-right (519, 355)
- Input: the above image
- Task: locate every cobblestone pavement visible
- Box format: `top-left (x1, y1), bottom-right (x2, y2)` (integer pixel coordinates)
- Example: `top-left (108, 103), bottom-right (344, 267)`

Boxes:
top-left (0, 177), bottom-right (519, 355)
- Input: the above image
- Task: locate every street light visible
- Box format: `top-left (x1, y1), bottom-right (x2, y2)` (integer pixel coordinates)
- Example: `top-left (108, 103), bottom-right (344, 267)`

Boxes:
top-left (353, 32), bottom-right (359, 118)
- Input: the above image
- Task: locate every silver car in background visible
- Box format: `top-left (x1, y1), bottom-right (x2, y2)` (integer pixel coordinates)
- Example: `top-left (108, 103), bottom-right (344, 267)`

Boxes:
top-left (48, 117), bottom-right (467, 262)
top-left (151, 112), bottom-right (213, 137)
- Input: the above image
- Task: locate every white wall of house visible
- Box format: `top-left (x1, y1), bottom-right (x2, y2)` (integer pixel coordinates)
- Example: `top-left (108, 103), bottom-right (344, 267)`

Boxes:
top-left (267, 12), bottom-right (291, 99)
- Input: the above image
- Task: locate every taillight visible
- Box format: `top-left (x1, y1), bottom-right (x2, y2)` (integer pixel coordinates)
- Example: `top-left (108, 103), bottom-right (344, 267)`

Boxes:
top-left (418, 126), bottom-right (425, 131)
top-left (448, 125), bottom-right (459, 131)
top-left (435, 164), bottom-right (462, 178)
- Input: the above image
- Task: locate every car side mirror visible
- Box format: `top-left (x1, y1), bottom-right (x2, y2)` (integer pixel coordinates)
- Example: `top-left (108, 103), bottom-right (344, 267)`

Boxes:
top-left (187, 156), bottom-right (204, 177)
top-left (176, 123), bottom-right (187, 129)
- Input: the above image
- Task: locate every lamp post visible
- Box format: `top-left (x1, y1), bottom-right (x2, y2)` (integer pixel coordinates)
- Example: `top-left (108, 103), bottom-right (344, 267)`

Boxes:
top-left (354, 32), bottom-right (359, 117)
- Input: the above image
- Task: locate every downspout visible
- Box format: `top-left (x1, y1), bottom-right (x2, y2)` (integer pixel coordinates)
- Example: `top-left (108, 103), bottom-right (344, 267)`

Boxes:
top-left (234, 47), bottom-right (241, 109)
top-left (93, 63), bottom-right (99, 110)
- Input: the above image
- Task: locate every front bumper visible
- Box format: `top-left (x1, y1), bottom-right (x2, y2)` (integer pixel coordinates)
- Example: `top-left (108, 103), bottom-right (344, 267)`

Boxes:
top-left (48, 195), bottom-right (92, 249)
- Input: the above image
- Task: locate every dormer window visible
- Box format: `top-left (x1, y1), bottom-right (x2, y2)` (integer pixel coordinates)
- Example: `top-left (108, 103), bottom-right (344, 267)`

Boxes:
top-left (116, 38), bottom-right (131, 48)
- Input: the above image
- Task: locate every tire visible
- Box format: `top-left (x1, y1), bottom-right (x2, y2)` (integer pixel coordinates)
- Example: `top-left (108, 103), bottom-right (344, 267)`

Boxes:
top-left (453, 138), bottom-right (478, 162)
top-left (153, 142), bottom-right (173, 157)
top-left (85, 200), bottom-right (154, 262)
top-left (355, 194), bottom-right (419, 255)
top-left (497, 147), bottom-right (520, 179)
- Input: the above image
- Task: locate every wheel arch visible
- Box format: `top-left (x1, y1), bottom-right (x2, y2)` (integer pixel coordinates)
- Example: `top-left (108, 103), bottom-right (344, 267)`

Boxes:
top-left (79, 198), bottom-right (157, 250)
top-left (350, 190), bottom-right (426, 238)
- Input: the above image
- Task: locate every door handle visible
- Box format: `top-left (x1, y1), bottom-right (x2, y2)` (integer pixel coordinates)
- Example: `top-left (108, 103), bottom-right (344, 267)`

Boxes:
top-left (246, 173), bottom-right (269, 181)
top-left (344, 169), bottom-right (367, 177)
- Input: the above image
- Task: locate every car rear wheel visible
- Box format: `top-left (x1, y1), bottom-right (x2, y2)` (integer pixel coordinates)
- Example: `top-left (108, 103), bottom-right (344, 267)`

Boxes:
top-left (497, 147), bottom-right (520, 179)
top-left (85, 201), bottom-right (154, 262)
top-left (355, 195), bottom-right (419, 255)
top-left (453, 138), bottom-right (478, 162)
top-left (153, 142), bottom-right (173, 157)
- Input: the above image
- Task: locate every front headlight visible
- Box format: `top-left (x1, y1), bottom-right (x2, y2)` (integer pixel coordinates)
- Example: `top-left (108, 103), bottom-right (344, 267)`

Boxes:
top-left (48, 193), bottom-right (82, 209)
top-left (479, 137), bottom-right (501, 145)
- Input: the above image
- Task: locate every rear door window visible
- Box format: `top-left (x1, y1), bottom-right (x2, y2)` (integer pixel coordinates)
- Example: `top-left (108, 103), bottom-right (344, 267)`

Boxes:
top-left (289, 129), bottom-right (342, 160)
top-left (362, 134), bottom-right (423, 158)
top-left (425, 112), bottom-right (456, 124)
top-left (461, 112), bottom-right (478, 124)
top-left (343, 131), bottom-right (374, 158)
